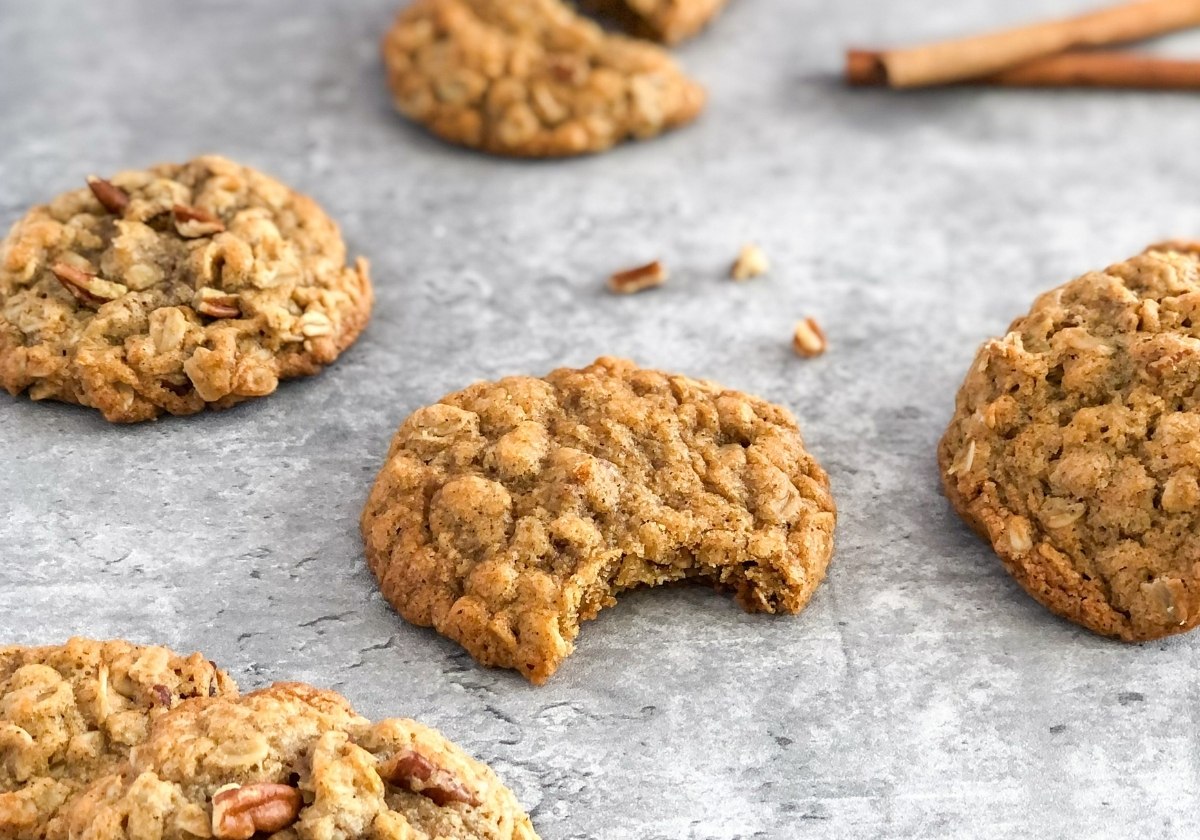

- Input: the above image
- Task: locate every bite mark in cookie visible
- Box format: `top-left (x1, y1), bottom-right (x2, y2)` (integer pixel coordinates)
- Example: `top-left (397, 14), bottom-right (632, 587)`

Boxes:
top-left (381, 0), bottom-right (706, 157)
top-left (362, 356), bottom-right (836, 683)
top-left (0, 638), bottom-right (237, 840)
top-left (940, 247), bottom-right (1200, 641)
top-left (0, 156), bottom-right (373, 422)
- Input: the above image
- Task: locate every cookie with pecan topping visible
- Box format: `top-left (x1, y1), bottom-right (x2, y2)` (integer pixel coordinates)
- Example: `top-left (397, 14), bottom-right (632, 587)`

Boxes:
top-left (362, 356), bottom-right (837, 683)
top-left (0, 638), bottom-right (237, 839)
top-left (381, 0), bottom-right (706, 157)
top-left (940, 244), bottom-right (1200, 641)
top-left (62, 683), bottom-right (537, 840)
top-left (0, 156), bottom-right (373, 422)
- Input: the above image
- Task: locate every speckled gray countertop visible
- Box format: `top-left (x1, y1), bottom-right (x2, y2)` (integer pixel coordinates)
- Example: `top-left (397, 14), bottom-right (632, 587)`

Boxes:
top-left (3, 1), bottom-right (1200, 837)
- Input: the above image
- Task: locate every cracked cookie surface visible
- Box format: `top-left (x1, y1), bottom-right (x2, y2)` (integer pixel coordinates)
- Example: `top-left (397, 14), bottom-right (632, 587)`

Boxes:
top-left (0, 155), bottom-right (373, 422)
top-left (0, 638), bottom-right (237, 839)
top-left (940, 245), bottom-right (1200, 641)
top-left (381, 0), bottom-right (706, 157)
top-left (62, 683), bottom-right (538, 840)
top-left (362, 356), bottom-right (837, 684)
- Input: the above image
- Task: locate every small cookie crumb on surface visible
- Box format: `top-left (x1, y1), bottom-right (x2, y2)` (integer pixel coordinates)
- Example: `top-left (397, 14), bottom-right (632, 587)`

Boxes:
top-left (608, 260), bottom-right (668, 294)
top-left (730, 243), bottom-right (769, 281)
top-left (361, 356), bottom-right (836, 684)
top-left (792, 317), bottom-right (827, 358)
top-left (939, 247), bottom-right (1200, 642)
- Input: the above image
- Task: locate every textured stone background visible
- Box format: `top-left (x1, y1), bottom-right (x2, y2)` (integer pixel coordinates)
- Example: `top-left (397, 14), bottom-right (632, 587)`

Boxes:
top-left (3, 1), bottom-right (1200, 837)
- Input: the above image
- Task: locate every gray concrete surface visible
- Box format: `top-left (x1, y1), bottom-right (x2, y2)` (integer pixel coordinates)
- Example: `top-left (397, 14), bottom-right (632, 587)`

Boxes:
top-left (3, 1), bottom-right (1200, 837)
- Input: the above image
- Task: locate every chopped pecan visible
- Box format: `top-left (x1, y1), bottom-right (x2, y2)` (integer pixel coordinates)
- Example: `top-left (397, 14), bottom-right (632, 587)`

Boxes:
top-left (150, 684), bottom-right (172, 707)
top-left (546, 53), bottom-right (588, 85)
top-left (50, 263), bottom-right (127, 308)
top-left (211, 783), bottom-right (302, 840)
top-left (791, 317), bottom-right (827, 358)
top-left (380, 749), bottom-right (480, 807)
top-left (173, 204), bottom-right (226, 237)
top-left (86, 176), bottom-right (130, 215)
top-left (194, 288), bottom-right (241, 320)
top-left (608, 260), bottom-right (668, 295)
top-left (730, 243), bottom-right (769, 281)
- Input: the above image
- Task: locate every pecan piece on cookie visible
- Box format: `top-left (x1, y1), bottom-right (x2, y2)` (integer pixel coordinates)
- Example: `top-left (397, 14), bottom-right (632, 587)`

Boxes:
top-left (940, 246), bottom-right (1200, 642)
top-left (211, 783), bottom-right (302, 839)
top-left (86, 176), bottom-right (130, 215)
top-left (381, 0), bottom-right (706, 157)
top-left (361, 356), bottom-right (836, 683)
top-left (50, 263), bottom-right (127, 308)
top-left (193, 288), bottom-right (242, 320)
top-left (172, 203), bottom-right (226, 237)
top-left (381, 749), bottom-right (481, 807)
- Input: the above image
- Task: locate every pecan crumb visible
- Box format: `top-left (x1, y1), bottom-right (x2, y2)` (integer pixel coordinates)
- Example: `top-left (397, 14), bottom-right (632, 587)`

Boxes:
top-left (380, 749), bottom-right (481, 808)
top-left (211, 783), bottom-right (302, 839)
top-left (173, 204), bottom-right (226, 237)
top-left (608, 260), bottom-right (668, 295)
top-left (730, 243), bottom-right (769, 281)
top-left (150, 684), bottom-right (172, 707)
top-left (791, 317), bottom-right (827, 358)
top-left (50, 263), bottom-right (126, 308)
top-left (86, 176), bottom-right (130, 215)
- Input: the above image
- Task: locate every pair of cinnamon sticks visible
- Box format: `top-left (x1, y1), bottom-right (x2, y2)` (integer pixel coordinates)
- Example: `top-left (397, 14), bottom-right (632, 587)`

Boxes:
top-left (847, 0), bottom-right (1200, 90)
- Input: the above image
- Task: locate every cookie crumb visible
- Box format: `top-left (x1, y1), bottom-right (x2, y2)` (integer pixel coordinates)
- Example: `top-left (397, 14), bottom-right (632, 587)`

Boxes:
top-left (791, 317), bottom-right (827, 358)
top-left (608, 260), bottom-right (668, 294)
top-left (731, 243), bottom-right (769, 281)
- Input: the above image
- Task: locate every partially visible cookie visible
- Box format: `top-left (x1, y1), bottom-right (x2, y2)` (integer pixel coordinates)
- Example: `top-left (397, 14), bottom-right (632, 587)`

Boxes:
top-left (381, 0), bottom-right (706, 157)
top-left (362, 356), bottom-right (836, 683)
top-left (0, 638), bottom-right (237, 839)
top-left (0, 156), bottom-right (373, 422)
top-left (940, 246), bottom-right (1200, 641)
top-left (585, 0), bottom-right (730, 44)
top-left (62, 682), bottom-right (538, 840)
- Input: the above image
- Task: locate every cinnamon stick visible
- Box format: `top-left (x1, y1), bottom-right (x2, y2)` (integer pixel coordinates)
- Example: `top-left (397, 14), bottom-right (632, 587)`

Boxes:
top-left (848, 49), bottom-right (1200, 90)
top-left (855, 0), bottom-right (1200, 88)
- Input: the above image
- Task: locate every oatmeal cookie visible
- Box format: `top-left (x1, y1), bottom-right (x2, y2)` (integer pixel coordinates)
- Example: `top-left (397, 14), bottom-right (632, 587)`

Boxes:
top-left (940, 244), bottom-right (1200, 641)
top-left (0, 638), bottom-right (236, 839)
top-left (381, 0), bottom-right (706, 157)
top-left (585, 0), bottom-right (730, 44)
top-left (362, 356), bottom-right (837, 683)
top-left (61, 682), bottom-right (538, 840)
top-left (0, 156), bottom-right (373, 422)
